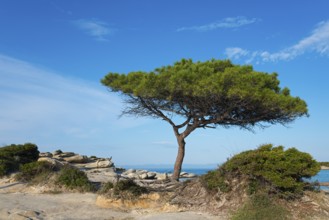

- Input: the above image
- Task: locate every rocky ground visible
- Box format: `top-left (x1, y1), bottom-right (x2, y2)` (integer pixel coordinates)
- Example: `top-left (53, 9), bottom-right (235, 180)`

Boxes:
top-left (0, 176), bottom-right (221, 220)
top-left (1, 150), bottom-right (329, 220)
top-left (0, 151), bottom-right (218, 220)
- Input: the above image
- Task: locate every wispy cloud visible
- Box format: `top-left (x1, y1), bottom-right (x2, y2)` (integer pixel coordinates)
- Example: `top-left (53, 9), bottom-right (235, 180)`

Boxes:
top-left (72, 19), bottom-right (113, 41)
top-left (225, 20), bottom-right (329, 63)
top-left (177, 16), bottom-right (260, 32)
top-left (0, 54), bottom-right (145, 148)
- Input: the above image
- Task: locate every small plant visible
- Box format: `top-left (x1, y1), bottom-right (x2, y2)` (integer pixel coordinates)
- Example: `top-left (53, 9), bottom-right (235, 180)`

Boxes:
top-left (16, 161), bottom-right (56, 182)
top-left (56, 165), bottom-right (95, 192)
top-left (232, 193), bottom-right (290, 220)
top-left (114, 179), bottom-right (147, 197)
top-left (99, 181), bottom-right (114, 194)
top-left (201, 170), bottom-right (231, 193)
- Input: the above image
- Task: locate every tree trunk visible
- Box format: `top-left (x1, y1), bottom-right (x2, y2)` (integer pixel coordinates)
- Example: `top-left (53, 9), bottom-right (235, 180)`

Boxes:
top-left (171, 136), bottom-right (185, 181)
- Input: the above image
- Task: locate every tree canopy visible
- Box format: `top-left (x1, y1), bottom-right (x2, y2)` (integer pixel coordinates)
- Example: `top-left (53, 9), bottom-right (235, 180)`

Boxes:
top-left (101, 58), bottom-right (308, 180)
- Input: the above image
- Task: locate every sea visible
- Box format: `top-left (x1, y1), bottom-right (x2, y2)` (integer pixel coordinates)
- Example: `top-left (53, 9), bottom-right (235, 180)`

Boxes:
top-left (123, 166), bottom-right (329, 190)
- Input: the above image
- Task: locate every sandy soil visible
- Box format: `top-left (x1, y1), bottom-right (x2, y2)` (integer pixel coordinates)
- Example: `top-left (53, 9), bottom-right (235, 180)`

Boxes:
top-left (0, 180), bottom-right (220, 220)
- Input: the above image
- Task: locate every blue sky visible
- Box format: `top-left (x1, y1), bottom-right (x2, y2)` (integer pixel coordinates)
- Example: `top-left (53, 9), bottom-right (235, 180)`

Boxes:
top-left (1, 0), bottom-right (329, 167)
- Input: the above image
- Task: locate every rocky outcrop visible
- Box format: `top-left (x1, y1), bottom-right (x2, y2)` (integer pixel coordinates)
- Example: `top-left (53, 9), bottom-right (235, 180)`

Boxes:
top-left (37, 157), bottom-right (66, 169)
top-left (121, 169), bottom-right (196, 180)
top-left (38, 151), bottom-right (197, 184)
top-left (39, 151), bottom-right (114, 168)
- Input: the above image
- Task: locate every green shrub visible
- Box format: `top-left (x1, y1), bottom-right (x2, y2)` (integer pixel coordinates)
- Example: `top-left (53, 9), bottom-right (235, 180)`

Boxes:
top-left (99, 182), bottom-right (114, 194)
top-left (0, 159), bottom-right (17, 176)
top-left (114, 179), bottom-right (147, 197)
top-left (232, 193), bottom-right (290, 220)
top-left (0, 143), bottom-right (39, 176)
top-left (222, 144), bottom-right (320, 199)
top-left (319, 162), bottom-right (329, 167)
top-left (56, 165), bottom-right (95, 192)
top-left (201, 170), bottom-right (231, 193)
top-left (201, 144), bottom-right (320, 199)
top-left (16, 161), bottom-right (56, 182)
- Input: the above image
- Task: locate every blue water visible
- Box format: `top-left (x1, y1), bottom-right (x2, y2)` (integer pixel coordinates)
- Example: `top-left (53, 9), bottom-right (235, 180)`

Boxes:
top-left (133, 167), bottom-right (329, 190)
top-left (131, 167), bottom-right (329, 180)
top-left (310, 170), bottom-right (329, 190)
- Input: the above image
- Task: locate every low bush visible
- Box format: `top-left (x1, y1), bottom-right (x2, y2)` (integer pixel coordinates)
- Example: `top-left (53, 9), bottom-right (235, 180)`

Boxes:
top-left (114, 179), bottom-right (147, 197)
top-left (202, 144), bottom-right (320, 199)
top-left (232, 193), bottom-right (290, 220)
top-left (201, 170), bottom-right (230, 193)
top-left (16, 161), bottom-right (56, 182)
top-left (0, 143), bottom-right (39, 176)
top-left (319, 162), bottom-right (329, 167)
top-left (56, 165), bottom-right (95, 192)
top-left (99, 182), bottom-right (114, 194)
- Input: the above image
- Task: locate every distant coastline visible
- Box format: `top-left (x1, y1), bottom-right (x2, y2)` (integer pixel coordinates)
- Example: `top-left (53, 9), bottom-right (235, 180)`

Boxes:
top-left (119, 163), bottom-right (219, 169)
top-left (321, 166), bottom-right (329, 170)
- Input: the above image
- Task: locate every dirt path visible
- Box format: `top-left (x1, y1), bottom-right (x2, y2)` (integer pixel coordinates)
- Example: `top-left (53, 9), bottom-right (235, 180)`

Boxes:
top-left (0, 180), bottom-right (220, 220)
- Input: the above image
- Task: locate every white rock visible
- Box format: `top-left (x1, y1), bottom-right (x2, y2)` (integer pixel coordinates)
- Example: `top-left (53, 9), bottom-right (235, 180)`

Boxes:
top-left (156, 173), bottom-right (168, 180)
top-left (180, 172), bottom-right (197, 178)
top-left (136, 170), bottom-right (148, 175)
top-left (127, 173), bottom-right (138, 179)
top-left (147, 172), bottom-right (157, 179)
top-left (37, 157), bottom-right (66, 169)
top-left (97, 159), bottom-right (114, 168)
top-left (63, 155), bottom-right (89, 163)
top-left (139, 173), bottom-right (148, 179)
top-left (123, 169), bottom-right (136, 175)
top-left (84, 159), bottom-right (113, 168)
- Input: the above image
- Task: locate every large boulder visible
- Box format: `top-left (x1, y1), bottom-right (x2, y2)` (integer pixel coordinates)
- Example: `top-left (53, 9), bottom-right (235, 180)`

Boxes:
top-left (156, 173), bottom-right (168, 180)
top-left (37, 157), bottom-right (66, 169)
top-left (63, 155), bottom-right (89, 163)
top-left (85, 167), bottom-right (118, 183)
top-left (84, 159), bottom-right (114, 169)
top-left (122, 169), bottom-right (136, 175)
top-left (147, 172), bottom-right (157, 179)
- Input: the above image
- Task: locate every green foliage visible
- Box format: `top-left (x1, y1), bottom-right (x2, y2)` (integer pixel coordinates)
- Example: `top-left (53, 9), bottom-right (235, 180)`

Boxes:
top-left (0, 143), bottom-right (39, 176)
top-left (201, 170), bottom-right (231, 193)
top-left (319, 162), bottom-right (329, 167)
top-left (99, 181), bottom-right (114, 194)
top-left (0, 159), bottom-right (16, 176)
top-left (16, 161), bottom-right (56, 182)
top-left (222, 144), bottom-right (320, 199)
top-left (232, 193), bottom-right (290, 220)
top-left (101, 58), bottom-right (308, 128)
top-left (113, 179), bottom-right (147, 197)
top-left (56, 165), bottom-right (95, 192)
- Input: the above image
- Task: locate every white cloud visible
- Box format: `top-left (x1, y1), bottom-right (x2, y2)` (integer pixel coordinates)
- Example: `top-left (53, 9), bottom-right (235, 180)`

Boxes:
top-left (224, 47), bottom-right (249, 60)
top-left (177, 16), bottom-right (260, 32)
top-left (0, 54), bottom-right (145, 148)
top-left (72, 19), bottom-right (113, 41)
top-left (225, 20), bottom-right (329, 63)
